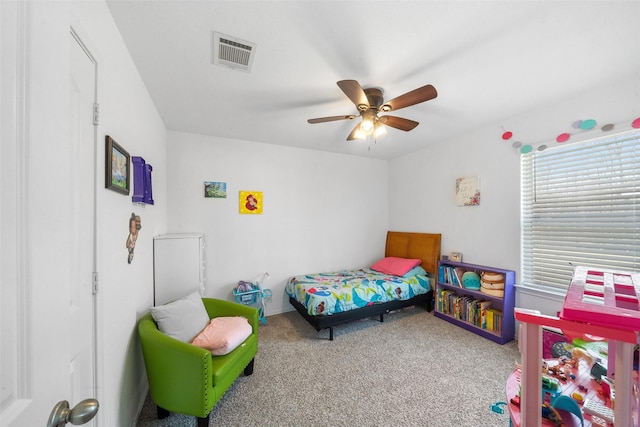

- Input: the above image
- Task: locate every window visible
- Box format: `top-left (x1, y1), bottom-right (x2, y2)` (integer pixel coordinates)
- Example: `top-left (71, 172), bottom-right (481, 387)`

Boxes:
top-left (521, 130), bottom-right (640, 291)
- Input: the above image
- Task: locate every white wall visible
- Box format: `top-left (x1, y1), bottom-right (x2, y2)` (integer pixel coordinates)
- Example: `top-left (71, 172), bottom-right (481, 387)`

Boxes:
top-left (389, 127), bottom-right (520, 272)
top-left (389, 72), bottom-right (640, 316)
top-left (69, 3), bottom-right (167, 426)
top-left (166, 131), bottom-right (389, 315)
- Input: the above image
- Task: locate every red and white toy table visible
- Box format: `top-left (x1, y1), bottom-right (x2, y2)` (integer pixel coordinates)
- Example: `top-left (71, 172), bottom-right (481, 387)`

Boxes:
top-left (509, 266), bottom-right (640, 427)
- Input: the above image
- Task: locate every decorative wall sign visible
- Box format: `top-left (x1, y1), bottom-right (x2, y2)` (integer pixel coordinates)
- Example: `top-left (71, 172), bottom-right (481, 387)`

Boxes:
top-left (239, 191), bottom-right (263, 214)
top-left (456, 176), bottom-right (480, 206)
top-left (105, 135), bottom-right (130, 195)
top-left (204, 181), bottom-right (227, 198)
top-left (132, 156), bottom-right (154, 204)
top-left (126, 212), bottom-right (141, 264)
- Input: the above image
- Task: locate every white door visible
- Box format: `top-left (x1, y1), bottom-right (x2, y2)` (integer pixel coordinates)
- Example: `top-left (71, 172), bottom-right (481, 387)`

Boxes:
top-left (0, 2), bottom-right (98, 423)
top-left (67, 28), bottom-right (99, 424)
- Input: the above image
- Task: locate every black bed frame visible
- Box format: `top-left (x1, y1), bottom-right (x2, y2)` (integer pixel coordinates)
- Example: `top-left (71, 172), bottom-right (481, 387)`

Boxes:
top-left (289, 291), bottom-right (433, 340)
top-left (288, 231), bottom-right (441, 340)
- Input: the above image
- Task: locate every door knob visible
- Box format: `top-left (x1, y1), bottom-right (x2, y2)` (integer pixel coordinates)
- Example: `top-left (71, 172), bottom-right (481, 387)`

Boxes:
top-left (47, 398), bottom-right (99, 427)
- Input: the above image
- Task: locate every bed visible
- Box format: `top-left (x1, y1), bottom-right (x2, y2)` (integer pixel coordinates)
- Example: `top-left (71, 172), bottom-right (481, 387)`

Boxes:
top-left (286, 231), bottom-right (441, 340)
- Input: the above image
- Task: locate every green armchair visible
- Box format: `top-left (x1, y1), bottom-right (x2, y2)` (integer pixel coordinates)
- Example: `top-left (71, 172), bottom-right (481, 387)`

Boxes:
top-left (138, 298), bottom-right (259, 426)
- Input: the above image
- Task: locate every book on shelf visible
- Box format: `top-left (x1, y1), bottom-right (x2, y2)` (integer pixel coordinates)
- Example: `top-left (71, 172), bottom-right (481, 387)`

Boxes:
top-left (485, 308), bottom-right (503, 332)
top-left (454, 267), bottom-right (465, 287)
top-left (450, 267), bottom-right (461, 287)
top-left (479, 300), bottom-right (492, 329)
top-left (486, 309), bottom-right (494, 331)
top-left (436, 289), bottom-right (496, 329)
top-left (438, 265), bottom-right (465, 287)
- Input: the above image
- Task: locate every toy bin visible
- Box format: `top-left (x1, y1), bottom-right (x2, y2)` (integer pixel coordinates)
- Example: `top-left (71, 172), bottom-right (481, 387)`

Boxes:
top-left (234, 288), bottom-right (261, 305)
top-left (233, 273), bottom-right (271, 325)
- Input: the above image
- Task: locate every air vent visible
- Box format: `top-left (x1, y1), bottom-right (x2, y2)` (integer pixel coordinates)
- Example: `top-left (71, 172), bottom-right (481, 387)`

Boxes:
top-left (211, 32), bottom-right (256, 72)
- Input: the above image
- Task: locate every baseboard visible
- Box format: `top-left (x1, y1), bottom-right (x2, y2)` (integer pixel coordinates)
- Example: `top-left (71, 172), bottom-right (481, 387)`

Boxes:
top-left (131, 381), bottom-right (150, 427)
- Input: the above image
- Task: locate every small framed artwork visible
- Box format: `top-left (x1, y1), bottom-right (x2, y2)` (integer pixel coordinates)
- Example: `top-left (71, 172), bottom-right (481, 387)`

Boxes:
top-left (204, 181), bottom-right (227, 198)
top-left (450, 252), bottom-right (463, 262)
top-left (105, 136), bottom-right (130, 195)
top-left (239, 191), bottom-right (263, 214)
top-left (456, 176), bottom-right (480, 206)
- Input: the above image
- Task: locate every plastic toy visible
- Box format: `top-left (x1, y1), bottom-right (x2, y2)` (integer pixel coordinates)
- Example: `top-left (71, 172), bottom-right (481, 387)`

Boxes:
top-left (570, 347), bottom-right (594, 369)
top-left (601, 376), bottom-right (614, 400)
top-left (571, 391), bottom-right (584, 404)
top-left (552, 395), bottom-right (584, 426)
top-left (233, 272), bottom-right (271, 325)
top-left (589, 362), bottom-right (607, 382)
top-left (542, 375), bottom-right (560, 392)
top-left (235, 280), bottom-right (255, 293)
top-left (490, 401), bottom-right (508, 414)
top-left (583, 399), bottom-right (614, 424)
top-left (541, 403), bottom-right (564, 426)
top-left (512, 266), bottom-right (640, 427)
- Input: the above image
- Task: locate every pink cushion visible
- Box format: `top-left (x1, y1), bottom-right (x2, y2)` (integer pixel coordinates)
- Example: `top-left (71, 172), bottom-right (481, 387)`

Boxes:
top-left (191, 316), bottom-right (252, 356)
top-left (370, 257), bottom-right (422, 276)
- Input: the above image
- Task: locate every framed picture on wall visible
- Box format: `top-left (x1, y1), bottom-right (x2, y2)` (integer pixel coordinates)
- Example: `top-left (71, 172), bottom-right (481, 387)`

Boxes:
top-left (455, 176), bottom-right (480, 206)
top-left (450, 252), bottom-right (462, 262)
top-left (105, 135), bottom-right (130, 195)
top-left (239, 190), bottom-right (263, 214)
top-left (204, 181), bottom-right (227, 198)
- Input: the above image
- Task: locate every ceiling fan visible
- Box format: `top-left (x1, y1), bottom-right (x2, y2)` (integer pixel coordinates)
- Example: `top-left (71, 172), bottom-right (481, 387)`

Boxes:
top-left (307, 80), bottom-right (437, 141)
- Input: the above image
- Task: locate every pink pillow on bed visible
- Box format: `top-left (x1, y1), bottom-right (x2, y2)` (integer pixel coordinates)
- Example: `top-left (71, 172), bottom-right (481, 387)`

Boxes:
top-left (191, 316), bottom-right (252, 356)
top-left (371, 257), bottom-right (422, 276)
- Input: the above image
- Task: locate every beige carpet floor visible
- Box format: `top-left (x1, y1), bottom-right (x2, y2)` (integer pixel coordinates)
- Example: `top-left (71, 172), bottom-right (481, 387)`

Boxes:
top-left (137, 306), bottom-right (520, 426)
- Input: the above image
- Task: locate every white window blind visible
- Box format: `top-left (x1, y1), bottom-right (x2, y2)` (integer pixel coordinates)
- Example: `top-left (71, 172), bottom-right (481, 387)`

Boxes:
top-left (521, 130), bottom-right (640, 291)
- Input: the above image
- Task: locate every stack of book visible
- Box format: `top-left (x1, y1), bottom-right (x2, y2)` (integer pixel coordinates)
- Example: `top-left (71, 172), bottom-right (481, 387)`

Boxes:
top-left (438, 265), bottom-right (468, 287)
top-left (436, 289), bottom-right (502, 331)
top-left (485, 308), bottom-right (503, 333)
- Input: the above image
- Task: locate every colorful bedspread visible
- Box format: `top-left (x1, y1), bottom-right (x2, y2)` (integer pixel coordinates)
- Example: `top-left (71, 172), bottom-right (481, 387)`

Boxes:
top-left (285, 268), bottom-right (430, 316)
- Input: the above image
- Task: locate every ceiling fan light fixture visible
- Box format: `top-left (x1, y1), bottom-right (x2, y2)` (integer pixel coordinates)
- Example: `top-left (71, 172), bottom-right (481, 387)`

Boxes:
top-left (353, 127), bottom-right (367, 140)
top-left (307, 79), bottom-right (437, 142)
top-left (360, 118), bottom-right (374, 133)
top-left (374, 123), bottom-right (387, 137)
top-left (358, 108), bottom-right (378, 135)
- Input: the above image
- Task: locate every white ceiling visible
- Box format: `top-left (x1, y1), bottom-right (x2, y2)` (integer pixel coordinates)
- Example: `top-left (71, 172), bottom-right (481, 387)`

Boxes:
top-left (106, 0), bottom-right (640, 160)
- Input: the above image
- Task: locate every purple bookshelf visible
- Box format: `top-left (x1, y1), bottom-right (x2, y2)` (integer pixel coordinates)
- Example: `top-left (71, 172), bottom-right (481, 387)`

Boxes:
top-left (435, 260), bottom-right (515, 344)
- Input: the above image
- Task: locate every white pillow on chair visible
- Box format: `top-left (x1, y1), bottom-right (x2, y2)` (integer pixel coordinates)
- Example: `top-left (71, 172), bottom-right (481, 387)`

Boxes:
top-left (150, 291), bottom-right (209, 342)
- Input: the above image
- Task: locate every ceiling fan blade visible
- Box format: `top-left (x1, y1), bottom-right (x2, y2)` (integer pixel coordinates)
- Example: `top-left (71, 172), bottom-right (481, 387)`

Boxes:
top-left (307, 115), bottom-right (356, 124)
top-left (346, 123), bottom-right (362, 141)
top-left (379, 115), bottom-right (419, 131)
top-left (337, 80), bottom-right (369, 111)
top-left (381, 84), bottom-right (437, 112)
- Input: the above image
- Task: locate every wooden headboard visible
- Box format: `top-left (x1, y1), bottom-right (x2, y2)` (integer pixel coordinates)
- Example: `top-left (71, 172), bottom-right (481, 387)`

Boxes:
top-left (385, 231), bottom-right (442, 278)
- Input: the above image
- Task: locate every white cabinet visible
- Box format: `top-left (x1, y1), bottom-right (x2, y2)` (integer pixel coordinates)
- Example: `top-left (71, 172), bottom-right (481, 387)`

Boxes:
top-left (153, 234), bottom-right (206, 306)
